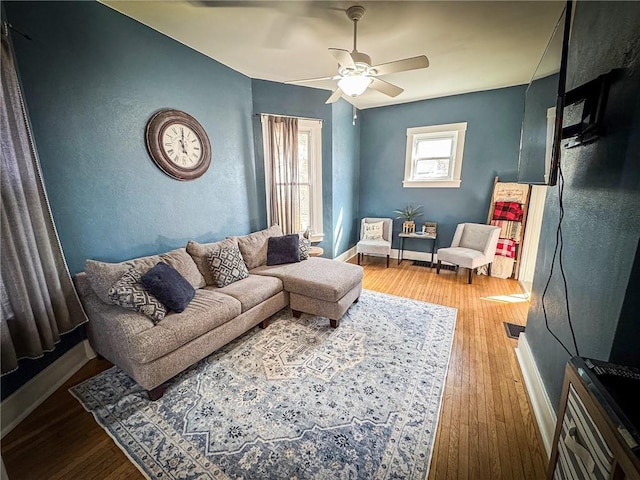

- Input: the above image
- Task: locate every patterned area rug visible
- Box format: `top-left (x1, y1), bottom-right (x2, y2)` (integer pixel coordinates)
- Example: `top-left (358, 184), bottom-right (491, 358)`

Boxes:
top-left (71, 290), bottom-right (457, 479)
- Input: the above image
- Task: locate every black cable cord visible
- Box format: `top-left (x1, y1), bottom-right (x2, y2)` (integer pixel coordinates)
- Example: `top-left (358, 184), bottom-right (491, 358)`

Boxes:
top-left (540, 160), bottom-right (580, 357)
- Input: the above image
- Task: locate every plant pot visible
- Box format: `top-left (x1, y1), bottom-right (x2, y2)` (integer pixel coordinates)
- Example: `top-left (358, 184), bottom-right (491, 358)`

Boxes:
top-left (402, 221), bottom-right (415, 233)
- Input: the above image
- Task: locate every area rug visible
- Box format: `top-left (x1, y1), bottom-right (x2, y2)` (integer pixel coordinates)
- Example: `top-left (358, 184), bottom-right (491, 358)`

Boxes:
top-left (71, 289), bottom-right (457, 479)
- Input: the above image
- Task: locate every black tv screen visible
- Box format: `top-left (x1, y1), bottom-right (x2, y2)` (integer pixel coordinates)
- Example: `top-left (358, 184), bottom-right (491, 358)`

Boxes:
top-left (517, 1), bottom-right (572, 186)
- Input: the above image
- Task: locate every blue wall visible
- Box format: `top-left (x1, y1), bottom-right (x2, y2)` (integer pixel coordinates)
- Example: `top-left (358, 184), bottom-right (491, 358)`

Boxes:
top-left (526, 0), bottom-right (640, 407)
top-left (5, 1), bottom-right (258, 276)
top-left (359, 86), bottom-right (525, 251)
top-left (332, 100), bottom-right (360, 257)
top-left (250, 79), bottom-right (361, 258)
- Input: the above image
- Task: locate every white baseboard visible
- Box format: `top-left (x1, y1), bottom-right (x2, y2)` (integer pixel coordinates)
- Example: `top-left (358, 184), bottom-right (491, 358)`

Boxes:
top-left (515, 333), bottom-right (557, 457)
top-left (344, 247), bottom-right (438, 264)
top-left (1, 339), bottom-right (95, 438)
top-left (334, 245), bottom-right (357, 262)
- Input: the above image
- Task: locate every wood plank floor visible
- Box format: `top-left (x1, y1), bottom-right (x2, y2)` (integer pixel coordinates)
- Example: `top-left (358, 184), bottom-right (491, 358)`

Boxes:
top-left (1, 258), bottom-right (547, 479)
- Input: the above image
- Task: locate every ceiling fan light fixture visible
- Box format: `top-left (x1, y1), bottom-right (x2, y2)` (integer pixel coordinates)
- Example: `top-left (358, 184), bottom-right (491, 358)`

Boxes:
top-left (338, 74), bottom-right (373, 97)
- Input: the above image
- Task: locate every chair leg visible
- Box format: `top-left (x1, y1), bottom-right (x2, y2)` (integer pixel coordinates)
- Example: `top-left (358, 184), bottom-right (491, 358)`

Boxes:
top-left (488, 263), bottom-right (492, 276)
top-left (386, 255), bottom-right (389, 268)
top-left (468, 268), bottom-right (473, 284)
top-left (437, 260), bottom-right (441, 274)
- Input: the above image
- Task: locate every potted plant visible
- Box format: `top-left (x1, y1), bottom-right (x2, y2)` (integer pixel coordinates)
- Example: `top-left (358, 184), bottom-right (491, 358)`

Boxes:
top-left (394, 205), bottom-right (423, 233)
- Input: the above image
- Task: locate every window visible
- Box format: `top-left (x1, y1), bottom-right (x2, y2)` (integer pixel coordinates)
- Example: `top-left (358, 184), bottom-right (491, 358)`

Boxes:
top-left (262, 117), bottom-right (323, 241)
top-left (295, 120), bottom-right (323, 240)
top-left (403, 122), bottom-right (467, 188)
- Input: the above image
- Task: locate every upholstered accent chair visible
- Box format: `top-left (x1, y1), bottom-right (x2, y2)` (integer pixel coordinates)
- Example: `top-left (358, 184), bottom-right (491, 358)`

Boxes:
top-left (356, 218), bottom-right (393, 268)
top-left (436, 223), bottom-right (501, 284)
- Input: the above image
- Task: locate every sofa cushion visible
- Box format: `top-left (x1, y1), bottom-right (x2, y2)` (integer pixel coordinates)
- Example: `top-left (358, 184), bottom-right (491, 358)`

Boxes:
top-left (85, 247), bottom-right (205, 304)
top-left (127, 289), bottom-right (241, 364)
top-left (267, 234), bottom-right (300, 266)
top-left (186, 238), bottom-right (237, 286)
top-left (252, 257), bottom-right (363, 303)
top-left (209, 274), bottom-right (283, 312)
top-left (207, 242), bottom-right (250, 287)
top-left (141, 262), bottom-right (195, 313)
top-left (231, 225), bottom-right (283, 270)
top-left (85, 259), bottom-right (129, 304)
top-left (159, 248), bottom-right (206, 289)
top-left (108, 268), bottom-right (167, 323)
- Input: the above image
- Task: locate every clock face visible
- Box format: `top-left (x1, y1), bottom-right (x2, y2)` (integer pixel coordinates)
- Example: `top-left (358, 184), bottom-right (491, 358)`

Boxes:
top-left (161, 123), bottom-right (203, 168)
top-left (145, 110), bottom-right (211, 181)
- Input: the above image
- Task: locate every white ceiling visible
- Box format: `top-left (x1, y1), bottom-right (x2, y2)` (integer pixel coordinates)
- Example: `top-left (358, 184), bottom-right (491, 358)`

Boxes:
top-left (102, 1), bottom-right (565, 109)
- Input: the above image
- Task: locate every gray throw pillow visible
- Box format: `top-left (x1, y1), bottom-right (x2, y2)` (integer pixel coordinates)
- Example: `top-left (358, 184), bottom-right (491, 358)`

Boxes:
top-left (207, 243), bottom-right (250, 287)
top-left (108, 268), bottom-right (167, 323)
top-left (299, 236), bottom-right (311, 260)
top-left (186, 238), bottom-right (237, 286)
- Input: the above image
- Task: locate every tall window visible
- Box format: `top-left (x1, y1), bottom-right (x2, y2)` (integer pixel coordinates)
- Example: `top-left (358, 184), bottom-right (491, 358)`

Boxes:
top-left (262, 116), bottom-right (323, 241)
top-left (403, 122), bottom-right (467, 188)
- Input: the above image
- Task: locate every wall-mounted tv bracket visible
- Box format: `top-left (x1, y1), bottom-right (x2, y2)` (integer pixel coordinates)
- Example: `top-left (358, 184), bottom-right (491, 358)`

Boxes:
top-left (562, 70), bottom-right (614, 148)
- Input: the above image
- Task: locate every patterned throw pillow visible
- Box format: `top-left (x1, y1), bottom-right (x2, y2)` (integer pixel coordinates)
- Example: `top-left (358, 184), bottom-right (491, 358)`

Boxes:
top-left (207, 243), bottom-right (250, 287)
top-left (363, 221), bottom-right (384, 240)
top-left (299, 236), bottom-right (311, 260)
top-left (108, 268), bottom-right (167, 323)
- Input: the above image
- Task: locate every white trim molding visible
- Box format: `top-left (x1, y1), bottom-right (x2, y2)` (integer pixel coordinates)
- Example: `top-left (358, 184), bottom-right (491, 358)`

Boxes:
top-left (1, 339), bottom-right (95, 438)
top-left (515, 333), bottom-right (557, 457)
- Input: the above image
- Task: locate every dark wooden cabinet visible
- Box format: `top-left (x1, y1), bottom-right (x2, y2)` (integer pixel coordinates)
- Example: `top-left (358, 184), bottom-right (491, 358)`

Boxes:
top-left (548, 358), bottom-right (640, 479)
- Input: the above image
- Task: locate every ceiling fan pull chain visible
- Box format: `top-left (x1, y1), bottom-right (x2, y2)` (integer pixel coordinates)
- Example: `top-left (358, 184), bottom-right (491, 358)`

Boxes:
top-left (352, 105), bottom-right (358, 126)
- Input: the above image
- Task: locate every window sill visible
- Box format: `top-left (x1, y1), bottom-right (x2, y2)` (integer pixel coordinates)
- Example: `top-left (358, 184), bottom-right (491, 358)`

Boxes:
top-left (402, 179), bottom-right (461, 188)
top-left (310, 233), bottom-right (324, 243)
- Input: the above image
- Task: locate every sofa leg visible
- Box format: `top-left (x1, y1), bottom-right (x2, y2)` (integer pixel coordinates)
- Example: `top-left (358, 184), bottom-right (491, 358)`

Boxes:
top-left (437, 260), bottom-right (441, 274)
top-left (488, 263), bottom-right (492, 277)
top-left (468, 268), bottom-right (473, 284)
top-left (259, 319), bottom-right (269, 329)
top-left (357, 253), bottom-right (361, 265)
top-left (386, 255), bottom-right (389, 268)
top-left (354, 297), bottom-right (359, 304)
top-left (330, 318), bottom-right (340, 328)
top-left (292, 309), bottom-right (302, 318)
top-left (148, 383), bottom-right (168, 401)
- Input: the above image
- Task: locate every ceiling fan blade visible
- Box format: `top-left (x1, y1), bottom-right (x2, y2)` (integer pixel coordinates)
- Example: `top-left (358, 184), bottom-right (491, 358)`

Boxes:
top-left (325, 88), bottom-right (344, 104)
top-left (371, 55), bottom-right (429, 76)
top-left (328, 48), bottom-right (355, 69)
top-left (286, 75), bottom-right (337, 84)
top-left (369, 78), bottom-right (404, 98)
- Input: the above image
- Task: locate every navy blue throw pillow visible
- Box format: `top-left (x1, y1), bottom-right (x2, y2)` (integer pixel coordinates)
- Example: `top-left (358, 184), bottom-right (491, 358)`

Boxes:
top-left (267, 234), bottom-right (301, 266)
top-left (141, 262), bottom-right (195, 313)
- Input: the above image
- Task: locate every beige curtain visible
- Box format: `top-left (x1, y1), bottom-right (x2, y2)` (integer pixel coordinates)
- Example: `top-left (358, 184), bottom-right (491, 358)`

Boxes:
top-left (1, 31), bottom-right (87, 375)
top-left (261, 115), bottom-right (299, 234)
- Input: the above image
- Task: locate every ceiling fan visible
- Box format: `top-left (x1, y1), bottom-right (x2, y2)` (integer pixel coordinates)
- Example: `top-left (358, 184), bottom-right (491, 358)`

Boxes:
top-left (287, 5), bottom-right (430, 104)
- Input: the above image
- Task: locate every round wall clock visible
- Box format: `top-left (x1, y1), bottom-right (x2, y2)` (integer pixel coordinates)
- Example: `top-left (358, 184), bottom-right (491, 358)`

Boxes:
top-left (145, 109), bottom-right (211, 181)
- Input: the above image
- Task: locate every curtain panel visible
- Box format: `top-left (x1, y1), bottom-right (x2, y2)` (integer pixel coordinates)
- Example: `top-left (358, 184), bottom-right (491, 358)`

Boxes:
top-left (1, 32), bottom-right (87, 375)
top-left (261, 115), bottom-right (300, 235)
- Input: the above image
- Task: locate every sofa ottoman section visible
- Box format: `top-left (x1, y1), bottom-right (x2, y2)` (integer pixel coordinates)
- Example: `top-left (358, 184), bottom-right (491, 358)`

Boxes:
top-left (252, 257), bottom-right (363, 327)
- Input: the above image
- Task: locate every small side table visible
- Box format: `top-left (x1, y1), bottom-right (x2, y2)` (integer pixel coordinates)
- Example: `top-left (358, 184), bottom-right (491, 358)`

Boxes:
top-left (309, 246), bottom-right (324, 257)
top-left (398, 233), bottom-right (437, 266)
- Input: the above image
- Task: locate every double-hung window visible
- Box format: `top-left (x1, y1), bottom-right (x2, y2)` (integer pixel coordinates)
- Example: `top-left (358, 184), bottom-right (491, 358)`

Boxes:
top-left (262, 116), bottom-right (323, 241)
top-left (296, 119), bottom-right (323, 240)
top-left (403, 122), bottom-right (467, 188)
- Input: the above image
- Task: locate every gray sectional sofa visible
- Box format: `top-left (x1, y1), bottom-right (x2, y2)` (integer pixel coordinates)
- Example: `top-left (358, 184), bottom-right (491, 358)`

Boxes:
top-left (75, 226), bottom-right (363, 399)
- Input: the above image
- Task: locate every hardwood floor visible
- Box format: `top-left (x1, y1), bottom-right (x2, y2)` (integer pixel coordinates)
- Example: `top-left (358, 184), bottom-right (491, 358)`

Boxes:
top-left (1, 258), bottom-right (547, 479)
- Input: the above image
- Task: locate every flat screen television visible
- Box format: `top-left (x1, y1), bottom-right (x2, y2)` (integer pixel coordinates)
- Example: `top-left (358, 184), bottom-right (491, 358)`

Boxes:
top-left (517, 1), bottom-right (572, 186)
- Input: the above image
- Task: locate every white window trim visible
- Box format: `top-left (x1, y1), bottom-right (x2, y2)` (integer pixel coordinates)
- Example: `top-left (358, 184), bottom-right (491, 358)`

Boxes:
top-left (403, 122), bottom-right (467, 188)
top-left (300, 119), bottom-right (324, 242)
top-left (261, 117), bottom-right (324, 242)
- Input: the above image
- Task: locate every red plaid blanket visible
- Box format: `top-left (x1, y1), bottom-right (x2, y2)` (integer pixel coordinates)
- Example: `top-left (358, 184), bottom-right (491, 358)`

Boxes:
top-left (496, 238), bottom-right (516, 258)
top-left (492, 201), bottom-right (523, 222)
